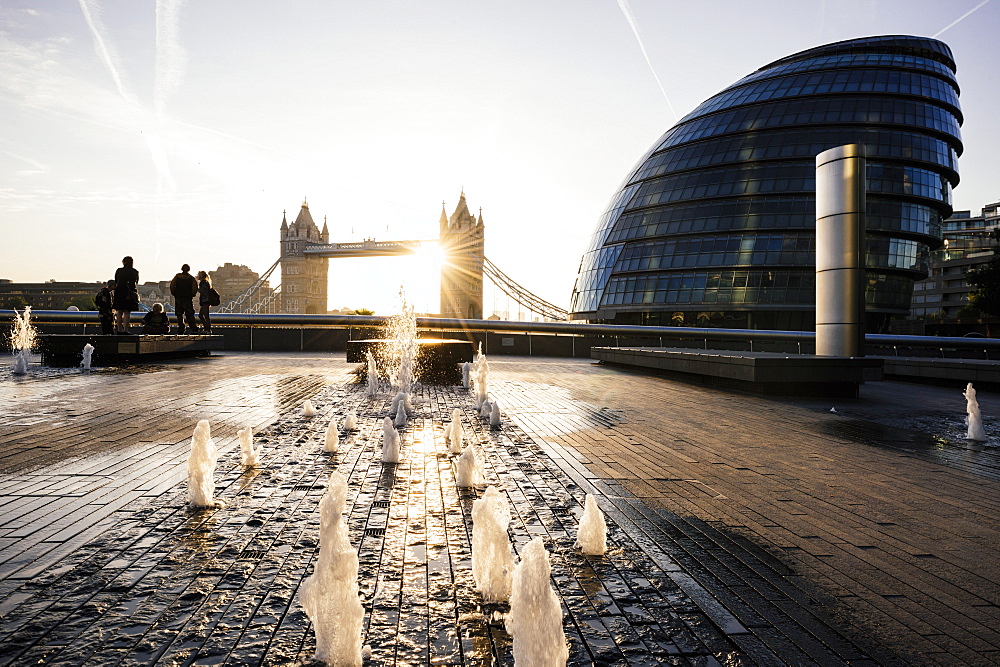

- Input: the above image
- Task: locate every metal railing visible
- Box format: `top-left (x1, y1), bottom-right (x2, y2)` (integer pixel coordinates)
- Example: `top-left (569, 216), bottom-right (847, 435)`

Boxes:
top-left (6, 309), bottom-right (1000, 356)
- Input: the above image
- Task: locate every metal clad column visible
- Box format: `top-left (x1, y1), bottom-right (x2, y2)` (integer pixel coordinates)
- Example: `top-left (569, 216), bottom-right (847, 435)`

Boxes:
top-left (815, 144), bottom-right (866, 357)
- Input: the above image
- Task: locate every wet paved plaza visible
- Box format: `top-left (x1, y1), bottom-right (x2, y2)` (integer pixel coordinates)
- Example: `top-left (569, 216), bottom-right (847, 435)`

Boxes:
top-left (0, 352), bottom-right (998, 665)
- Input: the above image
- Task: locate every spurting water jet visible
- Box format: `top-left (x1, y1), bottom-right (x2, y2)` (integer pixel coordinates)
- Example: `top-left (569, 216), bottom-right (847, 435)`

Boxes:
top-left (187, 420), bottom-right (225, 507)
top-left (446, 408), bottom-right (463, 454)
top-left (462, 362), bottom-right (471, 389)
top-left (239, 427), bottom-right (262, 467)
top-left (303, 400), bottom-right (318, 418)
top-left (383, 288), bottom-right (418, 393)
top-left (80, 343), bottom-right (95, 370)
top-left (479, 397), bottom-right (492, 419)
top-left (300, 471), bottom-right (365, 667)
top-left (365, 351), bottom-right (379, 398)
top-left (343, 412), bottom-right (358, 431)
top-left (489, 401), bottom-right (501, 429)
top-left (456, 444), bottom-right (485, 487)
top-left (324, 418), bottom-right (340, 453)
top-left (9, 307), bottom-right (37, 375)
top-left (394, 400), bottom-right (408, 428)
top-left (472, 485), bottom-right (514, 602)
top-left (382, 417), bottom-right (400, 463)
top-left (507, 537), bottom-right (569, 666)
top-left (575, 494), bottom-right (608, 556)
top-left (964, 382), bottom-right (986, 441)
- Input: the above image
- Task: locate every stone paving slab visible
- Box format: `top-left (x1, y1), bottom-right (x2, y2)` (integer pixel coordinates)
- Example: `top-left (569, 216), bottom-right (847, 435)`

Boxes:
top-left (0, 352), bottom-right (998, 665)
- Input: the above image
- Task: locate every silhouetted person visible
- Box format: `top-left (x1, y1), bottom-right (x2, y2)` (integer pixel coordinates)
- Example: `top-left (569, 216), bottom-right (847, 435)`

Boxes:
top-left (113, 256), bottom-right (139, 334)
top-left (141, 303), bottom-right (171, 335)
top-left (197, 270), bottom-right (214, 333)
top-left (95, 279), bottom-right (115, 335)
top-left (169, 264), bottom-right (200, 334)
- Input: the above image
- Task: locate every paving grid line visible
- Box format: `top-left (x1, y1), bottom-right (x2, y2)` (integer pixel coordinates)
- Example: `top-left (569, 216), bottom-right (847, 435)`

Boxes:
top-left (0, 368), bottom-right (758, 666)
top-left (486, 357), bottom-right (1000, 666)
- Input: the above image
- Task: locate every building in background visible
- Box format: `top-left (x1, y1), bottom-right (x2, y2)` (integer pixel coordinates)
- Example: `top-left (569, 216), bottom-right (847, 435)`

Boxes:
top-left (279, 201), bottom-right (329, 314)
top-left (909, 202), bottom-right (1000, 322)
top-left (439, 192), bottom-right (485, 319)
top-left (0, 280), bottom-right (103, 310)
top-left (209, 263), bottom-right (273, 308)
top-left (570, 35), bottom-right (962, 332)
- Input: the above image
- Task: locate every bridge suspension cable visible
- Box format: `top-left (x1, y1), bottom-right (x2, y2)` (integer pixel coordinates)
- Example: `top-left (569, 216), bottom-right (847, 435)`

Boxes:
top-left (482, 257), bottom-right (568, 321)
top-left (215, 259), bottom-right (281, 314)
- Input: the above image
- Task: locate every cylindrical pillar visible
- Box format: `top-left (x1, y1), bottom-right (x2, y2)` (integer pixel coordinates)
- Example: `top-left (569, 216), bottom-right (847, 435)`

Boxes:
top-left (815, 144), bottom-right (866, 357)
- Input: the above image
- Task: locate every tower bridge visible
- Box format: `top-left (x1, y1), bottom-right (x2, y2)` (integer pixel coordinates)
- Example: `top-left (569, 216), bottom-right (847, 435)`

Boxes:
top-left (218, 193), bottom-right (567, 320)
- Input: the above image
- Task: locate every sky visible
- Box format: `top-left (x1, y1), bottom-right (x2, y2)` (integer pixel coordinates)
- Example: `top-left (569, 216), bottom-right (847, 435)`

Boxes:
top-left (1, 0), bottom-right (997, 315)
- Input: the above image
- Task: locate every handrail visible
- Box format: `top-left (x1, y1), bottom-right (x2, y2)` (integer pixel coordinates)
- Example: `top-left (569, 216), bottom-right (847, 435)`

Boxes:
top-left (6, 310), bottom-right (1000, 351)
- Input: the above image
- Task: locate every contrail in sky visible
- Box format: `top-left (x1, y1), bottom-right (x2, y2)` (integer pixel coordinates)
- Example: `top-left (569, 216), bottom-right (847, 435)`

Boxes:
top-left (154, 0), bottom-right (186, 116)
top-left (616, 0), bottom-right (678, 121)
top-left (76, 0), bottom-right (134, 104)
top-left (933, 0), bottom-right (991, 37)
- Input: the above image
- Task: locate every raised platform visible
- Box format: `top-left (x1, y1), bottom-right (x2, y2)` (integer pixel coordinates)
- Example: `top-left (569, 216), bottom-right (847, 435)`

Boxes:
top-left (39, 333), bottom-right (224, 366)
top-left (592, 346), bottom-right (883, 397)
top-left (345, 338), bottom-right (473, 384)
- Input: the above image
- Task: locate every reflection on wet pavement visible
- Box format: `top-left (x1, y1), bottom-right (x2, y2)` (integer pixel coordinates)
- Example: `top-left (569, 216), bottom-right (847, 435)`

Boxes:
top-left (0, 379), bottom-right (737, 665)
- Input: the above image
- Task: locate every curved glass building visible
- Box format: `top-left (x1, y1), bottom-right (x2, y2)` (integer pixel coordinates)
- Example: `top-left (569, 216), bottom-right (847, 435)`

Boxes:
top-left (570, 36), bottom-right (962, 331)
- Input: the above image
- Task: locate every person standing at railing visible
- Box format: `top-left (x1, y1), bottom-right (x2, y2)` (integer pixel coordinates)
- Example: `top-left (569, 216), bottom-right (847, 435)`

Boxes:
top-left (197, 270), bottom-right (216, 334)
top-left (169, 264), bottom-right (200, 334)
top-left (113, 256), bottom-right (139, 334)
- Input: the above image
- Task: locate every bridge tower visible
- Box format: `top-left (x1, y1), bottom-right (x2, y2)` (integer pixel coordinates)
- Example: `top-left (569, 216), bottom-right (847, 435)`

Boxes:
top-left (279, 200), bottom-right (329, 313)
top-left (439, 191), bottom-right (484, 319)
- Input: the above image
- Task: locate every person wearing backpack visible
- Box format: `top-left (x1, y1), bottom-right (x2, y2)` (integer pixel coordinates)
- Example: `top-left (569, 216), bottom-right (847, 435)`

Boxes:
top-left (169, 264), bottom-right (200, 334)
top-left (197, 270), bottom-right (219, 334)
top-left (95, 279), bottom-right (116, 335)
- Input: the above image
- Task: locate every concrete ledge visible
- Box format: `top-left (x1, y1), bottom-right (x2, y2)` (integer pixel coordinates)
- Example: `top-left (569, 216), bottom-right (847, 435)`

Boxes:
top-left (879, 356), bottom-right (1000, 386)
top-left (592, 347), bottom-right (883, 397)
top-left (39, 334), bottom-right (224, 366)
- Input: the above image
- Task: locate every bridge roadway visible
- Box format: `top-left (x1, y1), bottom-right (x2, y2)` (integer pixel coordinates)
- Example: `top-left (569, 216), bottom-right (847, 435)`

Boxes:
top-left (302, 239), bottom-right (433, 257)
top-left (0, 352), bottom-right (997, 665)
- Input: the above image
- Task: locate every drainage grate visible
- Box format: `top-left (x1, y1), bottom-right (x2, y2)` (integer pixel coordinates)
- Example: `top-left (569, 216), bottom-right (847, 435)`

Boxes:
top-left (364, 528), bottom-right (386, 537)
top-left (238, 550), bottom-right (267, 561)
top-left (371, 500), bottom-right (391, 508)
top-left (293, 485), bottom-right (313, 491)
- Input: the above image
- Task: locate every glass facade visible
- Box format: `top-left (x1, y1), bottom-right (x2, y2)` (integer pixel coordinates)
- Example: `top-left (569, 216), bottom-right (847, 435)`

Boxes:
top-left (571, 35), bottom-right (962, 330)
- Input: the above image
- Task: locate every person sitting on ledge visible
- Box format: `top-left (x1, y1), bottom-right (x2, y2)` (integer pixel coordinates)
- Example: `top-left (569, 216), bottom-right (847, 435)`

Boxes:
top-left (141, 303), bottom-right (171, 335)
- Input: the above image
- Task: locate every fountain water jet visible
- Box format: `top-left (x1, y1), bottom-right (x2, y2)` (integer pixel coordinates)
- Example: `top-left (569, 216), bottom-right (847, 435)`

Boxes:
top-left (80, 343), bottom-right (95, 370)
top-left (964, 382), bottom-right (986, 441)
top-left (489, 401), bottom-right (501, 429)
top-left (303, 400), bottom-right (318, 418)
top-left (472, 486), bottom-right (514, 602)
top-left (479, 397), bottom-right (492, 419)
top-left (343, 412), bottom-right (358, 431)
top-left (300, 471), bottom-right (365, 667)
top-left (394, 400), bottom-right (408, 428)
top-left (462, 362), bottom-right (471, 389)
top-left (382, 417), bottom-right (400, 463)
top-left (446, 408), bottom-right (464, 454)
top-left (456, 444), bottom-right (485, 487)
top-left (324, 418), bottom-right (340, 453)
top-left (9, 307), bottom-right (38, 375)
top-left (507, 537), bottom-right (569, 666)
top-left (238, 427), bottom-right (262, 467)
top-left (575, 494), bottom-right (608, 556)
top-left (187, 420), bottom-right (225, 507)
top-left (365, 351), bottom-right (379, 398)
top-left (383, 288), bottom-right (418, 393)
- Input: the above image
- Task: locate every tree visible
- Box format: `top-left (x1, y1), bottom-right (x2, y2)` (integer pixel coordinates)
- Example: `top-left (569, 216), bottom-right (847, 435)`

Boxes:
top-left (0, 295), bottom-right (28, 309)
top-left (965, 229), bottom-right (1000, 318)
top-left (351, 308), bottom-right (375, 315)
top-left (64, 294), bottom-right (97, 311)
